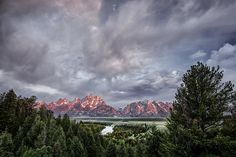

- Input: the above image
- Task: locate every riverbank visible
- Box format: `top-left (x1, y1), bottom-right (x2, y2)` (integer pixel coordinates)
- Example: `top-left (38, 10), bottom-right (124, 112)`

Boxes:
top-left (72, 116), bottom-right (167, 130)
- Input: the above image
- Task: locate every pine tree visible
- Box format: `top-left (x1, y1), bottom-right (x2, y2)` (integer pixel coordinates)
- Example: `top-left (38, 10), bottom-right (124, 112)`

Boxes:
top-left (16, 96), bottom-right (36, 128)
top-left (66, 136), bottom-right (86, 157)
top-left (53, 141), bottom-right (64, 157)
top-left (22, 146), bottom-right (53, 157)
top-left (117, 143), bottom-right (127, 157)
top-left (82, 127), bottom-right (100, 157)
top-left (61, 114), bottom-right (70, 133)
top-left (26, 115), bottom-right (46, 147)
top-left (13, 126), bottom-right (24, 152)
top-left (105, 142), bottom-right (117, 157)
top-left (167, 62), bottom-right (236, 157)
top-left (126, 146), bottom-right (135, 157)
top-left (222, 101), bottom-right (236, 156)
top-left (46, 118), bottom-right (58, 146)
top-left (146, 129), bottom-right (164, 157)
top-left (35, 126), bottom-right (46, 148)
top-left (66, 126), bottom-right (74, 139)
top-left (52, 127), bottom-right (66, 157)
top-left (0, 90), bottom-right (18, 135)
top-left (0, 132), bottom-right (14, 157)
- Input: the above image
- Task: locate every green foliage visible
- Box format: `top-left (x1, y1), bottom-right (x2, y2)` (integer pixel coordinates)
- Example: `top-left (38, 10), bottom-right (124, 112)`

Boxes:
top-left (105, 142), bottom-right (117, 157)
top-left (135, 142), bottom-right (145, 157)
top-left (0, 90), bottom-right (37, 136)
top-left (146, 129), bottom-right (164, 157)
top-left (1, 64), bottom-right (236, 157)
top-left (0, 132), bottom-right (14, 157)
top-left (0, 89), bottom-right (109, 157)
top-left (0, 90), bottom-right (18, 134)
top-left (66, 136), bottom-right (85, 157)
top-left (167, 62), bottom-right (236, 157)
top-left (126, 146), bottom-right (135, 157)
top-left (116, 143), bottom-right (127, 157)
top-left (22, 146), bottom-right (53, 157)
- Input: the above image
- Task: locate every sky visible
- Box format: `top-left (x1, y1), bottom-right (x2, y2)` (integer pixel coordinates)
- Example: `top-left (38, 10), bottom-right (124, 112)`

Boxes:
top-left (0, 0), bottom-right (236, 107)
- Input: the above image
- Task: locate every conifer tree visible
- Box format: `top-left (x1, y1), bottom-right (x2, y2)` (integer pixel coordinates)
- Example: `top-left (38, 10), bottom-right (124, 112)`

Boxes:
top-left (105, 142), bottom-right (117, 157)
top-left (222, 101), bottom-right (236, 156)
top-left (26, 115), bottom-right (46, 147)
top-left (117, 143), bottom-right (127, 157)
top-left (167, 62), bottom-right (236, 157)
top-left (146, 129), bottom-right (164, 157)
top-left (0, 90), bottom-right (18, 134)
top-left (126, 146), bottom-right (135, 157)
top-left (66, 136), bottom-right (85, 157)
top-left (46, 118), bottom-right (58, 146)
top-left (52, 127), bottom-right (66, 157)
top-left (0, 132), bottom-right (14, 157)
top-left (61, 114), bottom-right (70, 133)
top-left (13, 126), bottom-right (24, 152)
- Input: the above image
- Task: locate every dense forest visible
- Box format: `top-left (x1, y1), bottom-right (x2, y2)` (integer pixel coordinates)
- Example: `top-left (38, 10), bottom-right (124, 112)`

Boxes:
top-left (0, 62), bottom-right (235, 157)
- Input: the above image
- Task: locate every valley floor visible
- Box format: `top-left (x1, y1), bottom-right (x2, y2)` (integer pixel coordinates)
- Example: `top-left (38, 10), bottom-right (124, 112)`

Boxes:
top-left (72, 116), bottom-right (167, 130)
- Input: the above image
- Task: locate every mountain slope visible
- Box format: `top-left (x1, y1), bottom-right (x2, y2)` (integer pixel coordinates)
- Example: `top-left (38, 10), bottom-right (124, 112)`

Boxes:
top-left (123, 100), bottom-right (172, 117)
top-left (34, 96), bottom-right (171, 117)
top-left (35, 95), bottom-right (118, 116)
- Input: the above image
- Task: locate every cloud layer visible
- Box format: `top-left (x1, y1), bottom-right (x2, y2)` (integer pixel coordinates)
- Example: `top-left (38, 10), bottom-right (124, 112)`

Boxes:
top-left (0, 0), bottom-right (236, 107)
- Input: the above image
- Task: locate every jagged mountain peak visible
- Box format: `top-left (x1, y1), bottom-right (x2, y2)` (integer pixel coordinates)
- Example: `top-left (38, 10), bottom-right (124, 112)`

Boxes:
top-left (35, 96), bottom-right (171, 117)
top-left (123, 100), bottom-right (172, 117)
top-left (55, 98), bottom-right (69, 106)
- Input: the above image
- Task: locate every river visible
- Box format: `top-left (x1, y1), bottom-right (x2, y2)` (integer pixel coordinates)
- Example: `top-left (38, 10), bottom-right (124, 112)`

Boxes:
top-left (101, 125), bottom-right (114, 135)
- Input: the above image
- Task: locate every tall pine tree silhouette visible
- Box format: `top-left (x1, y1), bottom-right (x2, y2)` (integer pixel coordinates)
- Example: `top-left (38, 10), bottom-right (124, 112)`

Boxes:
top-left (167, 62), bottom-right (236, 157)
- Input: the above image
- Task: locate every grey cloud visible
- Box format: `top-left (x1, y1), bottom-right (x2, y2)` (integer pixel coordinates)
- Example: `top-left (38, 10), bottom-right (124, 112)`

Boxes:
top-left (206, 43), bottom-right (236, 84)
top-left (105, 70), bottom-right (182, 105)
top-left (82, 0), bottom-right (236, 79)
top-left (190, 50), bottom-right (207, 59)
top-left (207, 44), bottom-right (236, 69)
top-left (0, 0), bottom-right (236, 106)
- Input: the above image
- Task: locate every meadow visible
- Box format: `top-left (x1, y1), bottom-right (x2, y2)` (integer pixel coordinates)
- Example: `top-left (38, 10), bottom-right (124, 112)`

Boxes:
top-left (73, 117), bottom-right (166, 127)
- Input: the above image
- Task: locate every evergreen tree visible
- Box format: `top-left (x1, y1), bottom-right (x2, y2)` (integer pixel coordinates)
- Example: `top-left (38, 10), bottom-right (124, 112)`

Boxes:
top-left (35, 126), bottom-right (46, 148)
top-left (135, 142), bottom-right (146, 157)
top-left (13, 126), bottom-right (24, 152)
top-left (53, 141), bottom-right (64, 157)
top-left (46, 118), bottom-right (58, 146)
top-left (66, 136), bottom-right (85, 157)
top-left (52, 127), bottom-right (66, 157)
top-left (66, 126), bottom-right (74, 139)
top-left (0, 90), bottom-right (18, 135)
top-left (117, 143), bottom-right (127, 157)
top-left (16, 96), bottom-right (37, 128)
top-left (105, 142), bottom-right (117, 157)
top-left (61, 114), bottom-right (70, 133)
top-left (126, 146), bottom-right (135, 157)
top-left (26, 115), bottom-right (46, 147)
top-left (167, 62), bottom-right (236, 157)
top-left (0, 132), bottom-right (14, 157)
top-left (22, 148), bottom-right (37, 157)
top-left (222, 101), bottom-right (236, 156)
top-left (83, 127), bottom-right (100, 157)
top-left (22, 146), bottom-right (52, 157)
top-left (146, 126), bottom-right (171, 157)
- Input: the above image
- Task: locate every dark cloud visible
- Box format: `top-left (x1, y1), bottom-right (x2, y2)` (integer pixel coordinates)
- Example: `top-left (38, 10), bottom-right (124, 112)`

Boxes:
top-left (0, 0), bottom-right (236, 106)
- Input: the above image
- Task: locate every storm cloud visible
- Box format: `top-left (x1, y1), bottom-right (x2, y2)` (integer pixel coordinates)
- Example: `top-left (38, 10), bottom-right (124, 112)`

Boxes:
top-left (0, 0), bottom-right (236, 107)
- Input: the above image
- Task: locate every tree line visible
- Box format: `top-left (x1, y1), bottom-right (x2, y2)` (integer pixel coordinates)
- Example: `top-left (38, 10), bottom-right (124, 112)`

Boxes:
top-left (0, 62), bottom-right (235, 157)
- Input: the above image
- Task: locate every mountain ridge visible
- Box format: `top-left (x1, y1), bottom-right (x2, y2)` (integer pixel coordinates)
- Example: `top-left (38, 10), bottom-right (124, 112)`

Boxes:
top-left (34, 95), bottom-right (172, 117)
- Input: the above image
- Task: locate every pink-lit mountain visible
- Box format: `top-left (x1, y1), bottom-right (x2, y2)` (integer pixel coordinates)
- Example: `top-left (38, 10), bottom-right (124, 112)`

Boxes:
top-left (123, 100), bottom-right (172, 117)
top-left (34, 95), bottom-right (172, 117)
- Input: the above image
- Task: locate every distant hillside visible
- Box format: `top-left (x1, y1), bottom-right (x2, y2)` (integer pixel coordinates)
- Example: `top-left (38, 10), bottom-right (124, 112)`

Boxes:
top-left (34, 95), bottom-right (172, 117)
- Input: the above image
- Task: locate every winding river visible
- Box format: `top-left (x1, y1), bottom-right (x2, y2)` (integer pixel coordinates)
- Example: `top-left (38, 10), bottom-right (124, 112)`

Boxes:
top-left (101, 125), bottom-right (115, 135)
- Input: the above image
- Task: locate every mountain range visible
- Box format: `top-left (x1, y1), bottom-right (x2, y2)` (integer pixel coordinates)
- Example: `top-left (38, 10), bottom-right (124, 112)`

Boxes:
top-left (34, 95), bottom-right (172, 117)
